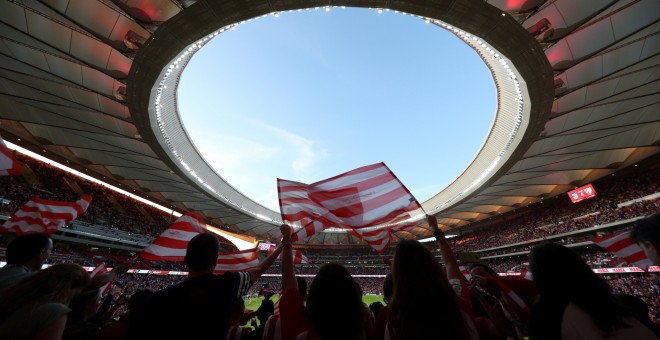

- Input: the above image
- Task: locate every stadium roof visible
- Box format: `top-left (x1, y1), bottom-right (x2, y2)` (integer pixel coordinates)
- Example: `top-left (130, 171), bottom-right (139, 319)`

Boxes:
top-left (0, 0), bottom-right (658, 246)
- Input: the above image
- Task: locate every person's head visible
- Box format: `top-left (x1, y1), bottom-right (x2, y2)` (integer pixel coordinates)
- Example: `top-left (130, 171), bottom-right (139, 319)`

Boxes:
top-left (185, 233), bottom-right (220, 273)
top-left (68, 288), bottom-right (101, 321)
top-left (468, 263), bottom-right (499, 292)
top-left (615, 293), bottom-right (660, 337)
top-left (630, 213), bottom-right (660, 265)
top-left (369, 301), bottom-right (383, 318)
top-left (127, 288), bottom-right (155, 313)
top-left (390, 240), bottom-right (467, 340)
top-left (0, 263), bottom-right (90, 320)
top-left (530, 243), bottom-right (627, 335)
top-left (307, 263), bottom-right (363, 340)
top-left (256, 298), bottom-right (274, 325)
top-left (296, 276), bottom-right (308, 300)
top-left (5, 233), bottom-right (53, 271)
top-left (382, 273), bottom-right (392, 305)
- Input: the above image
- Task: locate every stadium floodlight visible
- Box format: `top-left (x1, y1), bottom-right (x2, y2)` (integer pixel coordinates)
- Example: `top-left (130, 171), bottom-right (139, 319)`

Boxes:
top-left (419, 234), bottom-right (457, 242)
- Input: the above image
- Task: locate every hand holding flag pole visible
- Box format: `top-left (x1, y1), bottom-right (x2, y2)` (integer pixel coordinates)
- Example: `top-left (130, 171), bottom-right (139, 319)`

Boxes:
top-left (428, 214), bottom-right (464, 281)
top-left (280, 224), bottom-right (299, 293)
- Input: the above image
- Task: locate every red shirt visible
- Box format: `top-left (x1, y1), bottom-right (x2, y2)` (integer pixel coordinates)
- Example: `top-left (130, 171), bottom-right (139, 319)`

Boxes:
top-left (276, 288), bottom-right (310, 340)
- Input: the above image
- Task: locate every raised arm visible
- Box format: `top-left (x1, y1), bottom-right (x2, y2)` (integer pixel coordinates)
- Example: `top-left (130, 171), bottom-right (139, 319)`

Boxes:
top-left (89, 259), bottom-right (133, 291)
top-left (249, 243), bottom-right (283, 284)
top-left (280, 224), bottom-right (298, 292)
top-left (428, 214), bottom-right (463, 281)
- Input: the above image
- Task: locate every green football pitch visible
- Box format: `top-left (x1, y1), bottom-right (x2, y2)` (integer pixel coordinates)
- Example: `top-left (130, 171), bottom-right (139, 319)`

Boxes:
top-left (245, 294), bottom-right (384, 312)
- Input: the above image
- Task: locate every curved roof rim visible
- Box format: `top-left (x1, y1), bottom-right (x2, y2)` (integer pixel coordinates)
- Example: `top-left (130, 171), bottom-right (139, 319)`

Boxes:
top-left (128, 0), bottom-right (553, 233)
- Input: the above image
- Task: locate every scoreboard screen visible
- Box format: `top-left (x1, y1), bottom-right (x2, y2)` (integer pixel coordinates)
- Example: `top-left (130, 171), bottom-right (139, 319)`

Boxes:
top-left (567, 184), bottom-right (597, 203)
top-left (258, 242), bottom-right (274, 251)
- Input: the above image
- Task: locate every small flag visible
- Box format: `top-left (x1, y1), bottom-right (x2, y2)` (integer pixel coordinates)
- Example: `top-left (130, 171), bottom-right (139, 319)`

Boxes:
top-left (1, 195), bottom-right (92, 234)
top-left (519, 266), bottom-right (533, 280)
top-left (90, 256), bottom-right (112, 295)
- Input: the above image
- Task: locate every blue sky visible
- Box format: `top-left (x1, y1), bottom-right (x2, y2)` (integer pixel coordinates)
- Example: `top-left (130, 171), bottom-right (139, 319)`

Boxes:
top-left (179, 8), bottom-right (495, 212)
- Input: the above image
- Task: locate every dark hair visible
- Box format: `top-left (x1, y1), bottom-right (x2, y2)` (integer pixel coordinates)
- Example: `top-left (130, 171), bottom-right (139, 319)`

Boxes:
top-left (68, 288), bottom-right (101, 319)
top-left (256, 299), bottom-right (274, 323)
top-left (307, 263), bottom-right (363, 340)
top-left (5, 233), bottom-right (52, 265)
top-left (369, 301), bottom-right (384, 318)
top-left (382, 273), bottom-right (393, 304)
top-left (530, 243), bottom-right (629, 336)
top-left (296, 276), bottom-right (307, 300)
top-left (615, 294), bottom-right (660, 337)
top-left (185, 233), bottom-right (219, 272)
top-left (389, 240), bottom-right (468, 340)
top-left (127, 289), bottom-right (155, 312)
top-left (630, 212), bottom-right (660, 245)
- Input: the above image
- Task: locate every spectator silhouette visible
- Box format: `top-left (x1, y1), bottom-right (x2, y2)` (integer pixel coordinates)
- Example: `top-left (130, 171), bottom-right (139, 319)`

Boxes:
top-left (615, 293), bottom-right (660, 338)
top-left (126, 233), bottom-right (281, 339)
top-left (630, 212), bottom-right (660, 266)
top-left (0, 263), bottom-right (90, 340)
top-left (96, 288), bottom-right (154, 340)
top-left (0, 233), bottom-right (52, 289)
top-left (277, 224), bottom-right (363, 340)
top-left (388, 239), bottom-right (471, 340)
top-left (226, 298), bottom-right (250, 340)
top-left (529, 243), bottom-right (658, 340)
top-left (469, 262), bottom-right (536, 338)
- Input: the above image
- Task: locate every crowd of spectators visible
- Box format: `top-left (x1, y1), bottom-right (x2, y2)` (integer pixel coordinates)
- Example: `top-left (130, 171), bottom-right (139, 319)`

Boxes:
top-left (447, 167), bottom-right (660, 253)
top-left (0, 154), bottom-right (173, 238)
top-left (1, 148), bottom-right (660, 336)
top-left (80, 268), bottom-right (659, 323)
top-left (605, 274), bottom-right (660, 321)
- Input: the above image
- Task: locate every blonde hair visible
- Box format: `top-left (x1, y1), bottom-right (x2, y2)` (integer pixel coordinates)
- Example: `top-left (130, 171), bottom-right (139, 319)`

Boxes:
top-left (0, 263), bottom-right (90, 321)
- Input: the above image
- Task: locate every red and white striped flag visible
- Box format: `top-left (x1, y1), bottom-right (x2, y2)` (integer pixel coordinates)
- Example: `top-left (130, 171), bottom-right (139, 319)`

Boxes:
top-left (0, 135), bottom-right (20, 176)
top-left (269, 246), bottom-right (312, 265)
top-left (495, 278), bottom-right (531, 318)
top-left (214, 248), bottom-right (259, 273)
top-left (278, 163), bottom-right (423, 253)
top-left (278, 179), bottom-right (341, 242)
top-left (349, 221), bottom-right (419, 253)
top-left (519, 266), bottom-right (533, 280)
top-left (593, 231), bottom-right (652, 269)
top-left (459, 265), bottom-right (471, 279)
top-left (140, 213), bottom-right (207, 261)
top-left (90, 256), bottom-right (112, 295)
top-left (1, 195), bottom-right (92, 234)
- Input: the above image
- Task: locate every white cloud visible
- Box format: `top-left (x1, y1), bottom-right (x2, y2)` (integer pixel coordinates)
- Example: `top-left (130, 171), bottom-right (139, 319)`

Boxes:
top-left (251, 121), bottom-right (327, 180)
top-left (189, 124), bottom-right (327, 211)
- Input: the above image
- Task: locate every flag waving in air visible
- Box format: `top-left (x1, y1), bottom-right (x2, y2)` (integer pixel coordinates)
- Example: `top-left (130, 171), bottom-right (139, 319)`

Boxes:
top-left (278, 162), bottom-right (423, 253)
top-left (141, 213), bottom-right (207, 261)
top-left (141, 213), bottom-right (262, 272)
top-left (215, 248), bottom-right (260, 273)
top-left (1, 195), bottom-right (92, 234)
top-left (0, 134), bottom-right (20, 176)
top-left (593, 231), bottom-right (652, 269)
